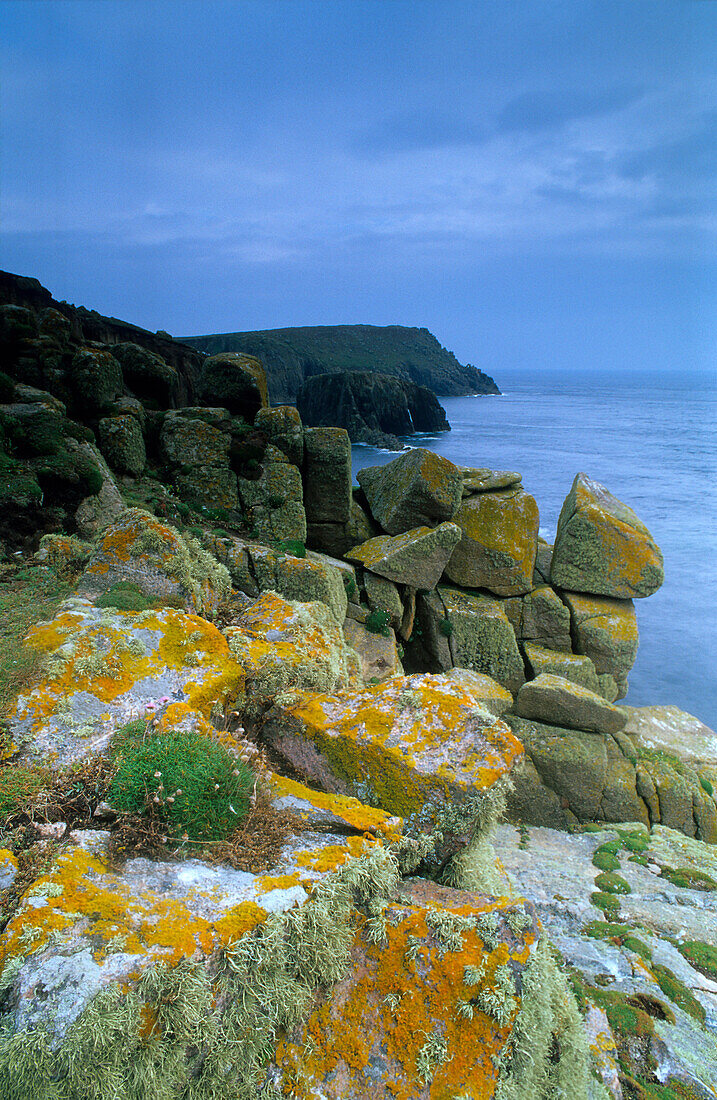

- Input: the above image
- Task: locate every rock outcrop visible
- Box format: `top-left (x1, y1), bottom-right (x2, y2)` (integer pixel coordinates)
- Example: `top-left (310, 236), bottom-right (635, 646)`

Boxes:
top-left (297, 370), bottom-right (450, 449)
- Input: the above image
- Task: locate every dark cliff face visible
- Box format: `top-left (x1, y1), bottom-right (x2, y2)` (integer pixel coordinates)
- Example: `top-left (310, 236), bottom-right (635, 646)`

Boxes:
top-left (182, 324), bottom-right (500, 404)
top-left (296, 371), bottom-right (450, 447)
top-left (0, 270), bottom-right (204, 406)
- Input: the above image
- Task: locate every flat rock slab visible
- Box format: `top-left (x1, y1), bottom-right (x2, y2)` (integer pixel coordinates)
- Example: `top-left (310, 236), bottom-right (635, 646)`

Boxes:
top-left (551, 472), bottom-right (664, 599)
top-left (443, 487), bottom-right (539, 597)
top-left (346, 522), bottom-right (461, 589)
top-left (357, 448), bottom-right (463, 535)
top-left (523, 642), bottom-right (604, 698)
top-left (261, 672), bottom-right (523, 837)
top-left (623, 705), bottom-right (717, 771)
top-left (515, 673), bottom-right (627, 735)
top-left (268, 773), bottom-right (403, 839)
top-left (460, 467), bottom-right (522, 494)
top-left (439, 586), bottom-right (526, 694)
top-left (270, 880), bottom-right (539, 1100)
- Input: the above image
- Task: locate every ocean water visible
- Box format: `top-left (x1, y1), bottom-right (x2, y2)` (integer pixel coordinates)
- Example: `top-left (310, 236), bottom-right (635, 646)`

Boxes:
top-left (351, 368), bottom-right (717, 728)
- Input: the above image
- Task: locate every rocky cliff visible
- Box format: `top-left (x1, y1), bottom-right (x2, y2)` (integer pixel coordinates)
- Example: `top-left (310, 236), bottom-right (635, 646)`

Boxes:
top-left (0, 275), bottom-right (716, 1100)
top-left (297, 370), bottom-right (450, 449)
top-left (181, 323), bottom-right (501, 404)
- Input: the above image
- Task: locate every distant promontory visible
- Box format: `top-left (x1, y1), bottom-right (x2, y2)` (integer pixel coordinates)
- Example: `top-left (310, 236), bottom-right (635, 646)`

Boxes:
top-left (181, 324), bottom-right (500, 404)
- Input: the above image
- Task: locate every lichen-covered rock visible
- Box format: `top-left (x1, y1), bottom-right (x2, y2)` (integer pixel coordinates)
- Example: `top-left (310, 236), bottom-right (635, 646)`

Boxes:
top-left (198, 351), bottom-right (269, 420)
top-left (342, 617), bottom-right (402, 682)
top-left (78, 508), bottom-right (230, 616)
top-left (69, 347), bottom-right (123, 411)
top-left (622, 705), bottom-right (717, 775)
top-left (261, 672), bottom-right (523, 841)
top-left (160, 413), bottom-right (230, 468)
top-left (444, 486), bottom-right (540, 597)
top-left (268, 773), bottom-right (403, 839)
top-left (439, 586), bottom-right (526, 694)
top-left (506, 716), bottom-right (649, 829)
top-left (443, 668), bottom-right (514, 716)
top-left (34, 533), bottom-right (93, 579)
top-left (347, 523), bottom-right (461, 590)
top-left (38, 306), bottom-right (72, 344)
top-left (254, 404), bottom-right (304, 466)
top-left (357, 448), bottom-right (463, 535)
top-left (174, 465), bottom-right (239, 510)
top-left (551, 473), bottom-right (664, 599)
top-left (563, 592), bottom-right (638, 700)
top-left (515, 674), bottom-right (627, 736)
top-left (408, 589), bottom-right (454, 672)
top-left (308, 495), bottom-right (379, 557)
top-left (111, 341), bottom-right (178, 404)
top-left (303, 426), bottom-right (352, 523)
top-left (97, 414), bottom-right (146, 477)
top-left (6, 600), bottom-right (244, 766)
top-left (225, 591), bottom-right (360, 714)
top-left (460, 466), bottom-right (522, 495)
top-left (523, 642), bottom-right (605, 699)
top-left (271, 880), bottom-right (539, 1100)
top-left (517, 584), bottom-right (572, 652)
top-left (69, 439), bottom-right (125, 538)
top-left (237, 457), bottom-right (306, 543)
top-left (363, 571), bottom-right (403, 629)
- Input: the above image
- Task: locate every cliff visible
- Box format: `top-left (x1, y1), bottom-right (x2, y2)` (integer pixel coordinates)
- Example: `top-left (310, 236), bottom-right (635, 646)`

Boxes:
top-left (297, 370), bottom-right (449, 449)
top-left (181, 323), bottom-right (501, 404)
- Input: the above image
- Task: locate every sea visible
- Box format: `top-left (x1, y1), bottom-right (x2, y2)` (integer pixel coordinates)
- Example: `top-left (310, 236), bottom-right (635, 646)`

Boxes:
top-left (351, 368), bottom-right (717, 729)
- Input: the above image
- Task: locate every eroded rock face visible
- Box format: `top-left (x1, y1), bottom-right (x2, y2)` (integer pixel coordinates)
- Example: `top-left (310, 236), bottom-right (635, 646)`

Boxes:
top-left (261, 672), bottom-right (523, 840)
top-left (357, 448), bottom-right (463, 534)
top-left (303, 426), bottom-right (352, 524)
top-left (346, 523), bottom-right (461, 590)
top-left (515, 673), bottom-right (627, 736)
top-left (444, 486), bottom-right (540, 597)
top-left (563, 591), bottom-right (639, 699)
top-left (97, 414), bottom-right (146, 477)
top-left (254, 404), bottom-right (304, 466)
top-left (236, 457), bottom-right (306, 543)
top-left (438, 586), bottom-right (526, 694)
top-left (551, 473), bottom-right (664, 599)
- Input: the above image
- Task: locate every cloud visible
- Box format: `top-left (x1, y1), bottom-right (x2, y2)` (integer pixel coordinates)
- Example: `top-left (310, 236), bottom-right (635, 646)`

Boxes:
top-left (353, 110), bottom-right (488, 154)
top-left (497, 85), bottom-right (644, 133)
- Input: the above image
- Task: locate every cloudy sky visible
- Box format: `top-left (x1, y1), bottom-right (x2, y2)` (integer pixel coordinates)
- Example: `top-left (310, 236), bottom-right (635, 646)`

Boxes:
top-left (1, 0), bottom-right (714, 376)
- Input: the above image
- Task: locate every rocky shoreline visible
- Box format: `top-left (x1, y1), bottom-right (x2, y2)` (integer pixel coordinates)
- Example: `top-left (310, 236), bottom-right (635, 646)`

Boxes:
top-left (0, 276), bottom-right (716, 1098)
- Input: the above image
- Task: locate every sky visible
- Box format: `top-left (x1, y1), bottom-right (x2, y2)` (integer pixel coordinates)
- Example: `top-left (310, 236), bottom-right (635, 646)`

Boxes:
top-left (1, 0), bottom-right (715, 378)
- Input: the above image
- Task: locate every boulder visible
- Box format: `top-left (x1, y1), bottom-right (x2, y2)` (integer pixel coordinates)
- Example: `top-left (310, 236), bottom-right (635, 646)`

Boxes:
top-left (307, 495), bottom-right (379, 558)
top-left (562, 592), bottom-right (638, 699)
top-left (303, 426), bottom-right (352, 523)
top-left (69, 440), bottom-right (125, 538)
top-left (363, 571), bottom-right (403, 629)
top-left (342, 618), bottom-right (403, 682)
top-left (346, 523), bottom-right (461, 590)
top-left (261, 672), bottom-right (523, 841)
top-left (443, 668), bottom-right (514, 716)
top-left (517, 585), bottom-right (572, 651)
top-left (268, 773), bottom-right (403, 839)
top-left (357, 448), bottom-right (463, 535)
top-left (69, 347), bottom-right (123, 411)
top-left (97, 414), bottom-right (146, 477)
top-left (460, 467), bottom-right (522, 495)
top-left (198, 352), bottom-right (269, 420)
top-left (551, 473), bottom-right (664, 599)
top-left (38, 306), bottom-right (72, 344)
top-left (444, 487), bottom-right (539, 597)
top-left (160, 414), bottom-right (230, 468)
top-left (515, 673), bottom-right (627, 735)
top-left (78, 508), bottom-right (230, 616)
top-left (174, 466), bottom-right (239, 510)
top-left (523, 642), bottom-right (604, 697)
top-left (237, 458), bottom-right (306, 543)
top-left (254, 404), bottom-right (304, 466)
top-left (438, 586), bottom-right (526, 694)
top-left (532, 542), bottom-right (553, 584)
top-left (111, 341), bottom-right (178, 405)
top-left (408, 589), bottom-right (454, 672)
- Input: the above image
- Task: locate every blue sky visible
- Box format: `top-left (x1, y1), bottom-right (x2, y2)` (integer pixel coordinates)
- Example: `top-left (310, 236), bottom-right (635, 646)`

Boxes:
top-left (1, 0), bottom-right (715, 377)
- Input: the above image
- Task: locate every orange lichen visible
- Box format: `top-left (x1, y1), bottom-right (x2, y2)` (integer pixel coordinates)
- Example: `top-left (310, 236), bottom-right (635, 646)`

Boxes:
top-left (294, 836), bottom-right (381, 875)
top-left (269, 775), bottom-right (403, 839)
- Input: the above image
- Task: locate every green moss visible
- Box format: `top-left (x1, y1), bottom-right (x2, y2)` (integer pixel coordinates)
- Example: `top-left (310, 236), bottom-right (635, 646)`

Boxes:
top-left (661, 866), bottom-right (717, 891)
top-left (676, 940), bottom-right (717, 980)
top-left (591, 891), bottom-right (621, 917)
top-left (109, 727), bottom-right (255, 842)
top-left (365, 608), bottom-right (391, 636)
top-left (593, 843), bottom-right (621, 872)
top-left (342, 574), bottom-right (358, 601)
top-left (699, 776), bottom-right (714, 797)
top-left (275, 538), bottom-right (306, 558)
top-left (594, 871), bottom-right (631, 895)
top-left (95, 582), bottom-right (156, 613)
top-left (617, 829), bottom-right (650, 853)
top-left (650, 964), bottom-right (706, 1023)
top-left (438, 616), bottom-right (454, 637)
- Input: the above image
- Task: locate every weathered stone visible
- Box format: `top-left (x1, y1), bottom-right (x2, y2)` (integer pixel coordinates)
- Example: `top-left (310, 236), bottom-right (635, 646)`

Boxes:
top-left (519, 585), bottom-right (572, 651)
top-left (523, 642), bottom-right (603, 696)
top-left (303, 426), bottom-right (352, 523)
top-left (78, 508), bottom-right (230, 616)
top-left (363, 571), bottom-right (403, 629)
top-left (262, 672), bottom-right (523, 839)
top-left (563, 592), bottom-right (638, 699)
top-left (623, 706), bottom-right (717, 773)
top-left (268, 773), bottom-right (403, 839)
top-left (438, 586), bottom-right (526, 694)
top-left (237, 459), bottom-right (306, 542)
top-left (69, 347), bottom-right (123, 411)
top-left (111, 341), bottom-right (178, 405)
top-left (174, 466), bottom-right (239, 510)
top-left (408, 589), bottom-right (454, 672)
top-left (342, 618), bottom-right (402, 682)
top-left (69, 440), bottom-right (125, 538)
top-left (254, 404), bottom-right (304, 466)
top-left (460, 467), bottom-right (522, 494)
top-left (533, 542), bottom-right (553, 584)
top-left (444, 487), bottom-right (539, 597)
top-left (198, 352), bottom-right (269, 420)
top-left (551, 473), bottom-right (664, 599)
top-left (98, 415), bottom-right (146, 477)
top-left (347, 523), bottom-right (461, 590)
top-left (515, 673), bottom-right (627, 735)
top-left (270, 880), bottom-right (539, 1100)
top-left (443, 668), bottom-right (513, 716)
top-left (357, 448), bottom-right (463, 535)
top-left (307, 496), bottom-right (379, 557)
top-left (160, 414), bottom-right (230, 468)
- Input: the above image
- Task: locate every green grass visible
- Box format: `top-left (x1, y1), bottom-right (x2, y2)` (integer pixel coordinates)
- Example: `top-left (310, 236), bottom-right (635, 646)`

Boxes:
top-left (661, 866), bottom-right (717, 891)
top-left (109, 726), bottom-right (255, 842)
top-left (676, 940), bottom-right (717, 980)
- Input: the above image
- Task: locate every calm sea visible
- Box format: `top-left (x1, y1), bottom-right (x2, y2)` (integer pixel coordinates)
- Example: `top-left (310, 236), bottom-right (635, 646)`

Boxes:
top-left (351, 368), bottom-right (717, 729)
